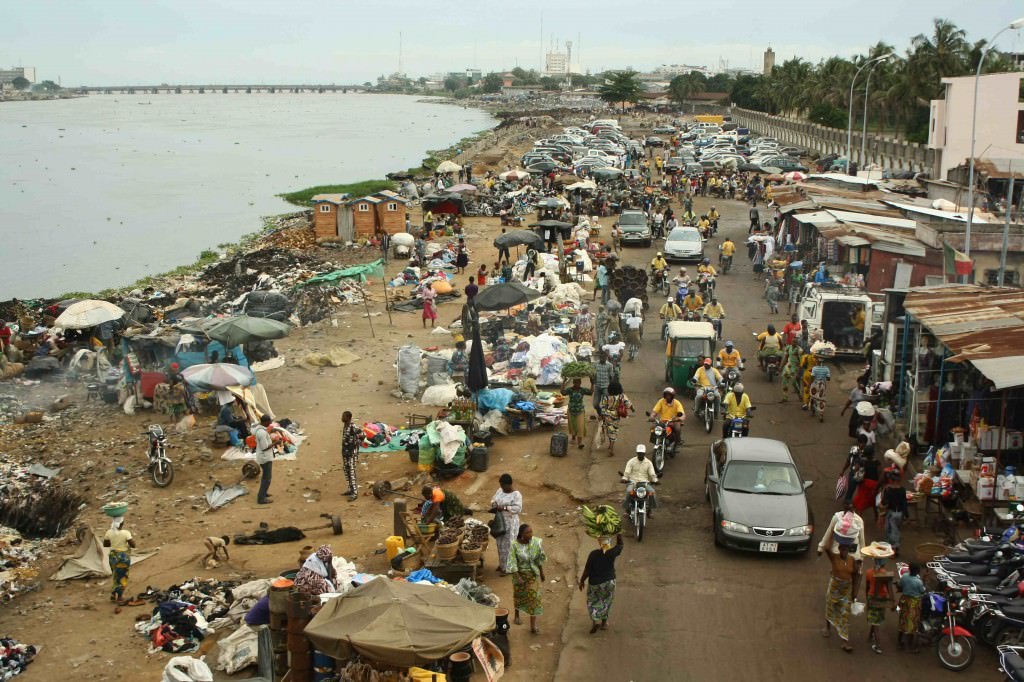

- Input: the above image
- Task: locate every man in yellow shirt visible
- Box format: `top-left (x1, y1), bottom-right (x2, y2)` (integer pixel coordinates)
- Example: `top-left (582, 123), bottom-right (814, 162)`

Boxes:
top-left (719, 237), bottom-right (736, 271)
top-left (692, 357), bottom-right (723, 415)
top-left (682, 290), bottom-right (704, 314)
top-left (649, 387), bottom-right (685, 451)
top-left (756, 324), bottom-right (784, 369)
top-left (697, 259), bottom-right (717, 277)
top-left (843, 307), bottom-right (866, 347)
top-left (702, 297), bottom-right (725, 340)
top-left (650, 252), bottom-right (668, 273)
top-left (659, 297), bottom-right (682, 340)
top-left (721, 383), bottom-right (752, 439)
top-left (718, 340), bottom-right (744, 370)
top-left (697, 215), bottom-right (711, 237)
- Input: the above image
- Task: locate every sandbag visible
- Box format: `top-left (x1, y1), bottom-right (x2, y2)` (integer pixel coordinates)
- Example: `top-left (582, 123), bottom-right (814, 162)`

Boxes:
top-left (397, 344), bottom-right (422, 395)
top-left (216, 625), bottom-right (258, 675)
top-left (421, 383), bottom-right (457, 406)
top-left (432, 279), bottom-right (453, 294)
top-left (162, 656), bottom-right (213, 682)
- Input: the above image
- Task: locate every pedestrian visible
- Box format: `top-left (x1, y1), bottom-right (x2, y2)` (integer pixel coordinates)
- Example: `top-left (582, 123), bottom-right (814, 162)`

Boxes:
top-left (779, 342), bottom-right (803, 403)
top-left (476, 264), bottom-right (488, 286)
top-left (508, 524), bottom-right (547, 634)
top-left (490, 473), bottom-right (523, 574)
top-left (817, 504), bottom-right (866, 561)
top-left (841, 380), bottom-right (871, 438)
top-left (574, 305), bottom-right (595, 345)
top-left (852, 445), bottom-right (880, 519)
top-left (524, 249), bottom-right (538, 280)
top-left (862, 541), bottom-right (896, 654)
top-left (897, 562), bottom-right (926, 652)
top-left (748, 206), bottom-right (760, 233)
top-left (839, 435), bottom-right (868, 505)
top-left (456, 245), bottom-right (469, 274)
top-left (879, 470), bottom-right (908, 553)
top-left (103, 517), bottom-right (135, 603)
top-left (561, 376), bottom-right (592, 450)
top-left (592, 351), bottom-right (613, 410)
top-left (822, 532), bottom-right (858, 652)
top-left (420, 284), bottom-right (437, 329)
top-left (597, 380), bottom-right (634, 456)
top-left (341, 411), bottom-right (362, 501)
top-left (254, 414), bottom-right (275, 505)
top-left (294, 545), bottom-right (337, 598)
top-left (579, 533), bottom-right (624, 633)
top-left (593, 260), bottom-right (608, 303)
top-left (497, 228), bottom-right (511, 262)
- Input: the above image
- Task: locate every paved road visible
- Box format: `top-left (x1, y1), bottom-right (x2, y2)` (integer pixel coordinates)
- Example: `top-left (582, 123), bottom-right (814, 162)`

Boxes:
top-left (553, 192), bottom-right (994, 681)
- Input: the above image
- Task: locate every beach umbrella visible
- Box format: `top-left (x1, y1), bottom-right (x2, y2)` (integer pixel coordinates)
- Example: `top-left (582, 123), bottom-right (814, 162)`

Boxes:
top-left (591, 167), bottom-right (623, 179)
top-left (466, 315), bottom-right (488, 393)
top-left (435, 160), bottom-right (462, 173)
top-left (784, 171), bottom-right (806, 182)
top-left (304, 579), bottom-right (496, 668)
top-left (555, 173), bottom-right (581, 185)
top-left (493, 229), bottom-right (543, 251)
top-left (566, 180), bottom-right (597, 191)
top-left (499, 169), bottom-right (529, 181)
top-left (526, 161), bottom-right (561, 173)
top-left (472, 282), bottom-right (542, 312)
top-left (760, 166), bottom-right (783, 175)
top-left (446, 183), bottom-right (477, 194)
top-left (54, 300), bottom-right (126, 330)
top-left (529, 219), bottom-right (572, 229)
top-left (204, 316), bottom-right (291, 348)
top-left (181, 363), bottom-right (255, 391)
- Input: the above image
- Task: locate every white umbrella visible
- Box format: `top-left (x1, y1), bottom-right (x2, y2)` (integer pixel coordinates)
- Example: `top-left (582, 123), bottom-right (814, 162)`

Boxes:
top-left (54, 300), bottom-right (125, 330)
top-left (499, 169), bottom-right (529, 181)
top-left (566, 180), bottom-right (597, 191)
top-left (784, 171), bottom-right (806, 182)
top-left (435, 160), bottom-right (462, 173)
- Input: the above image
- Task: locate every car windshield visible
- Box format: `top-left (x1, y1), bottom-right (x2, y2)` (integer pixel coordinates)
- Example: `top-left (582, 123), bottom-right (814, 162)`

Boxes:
top-left (722, 461), bottom-right (802, 495)
top-left (671, 338), bottom-right (710, 357)
top-left (667, 230), bottom-right (700, 242)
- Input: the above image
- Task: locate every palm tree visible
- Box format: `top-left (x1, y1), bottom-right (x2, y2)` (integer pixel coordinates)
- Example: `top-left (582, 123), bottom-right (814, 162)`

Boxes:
top-left (772, 58), bottom-right (813, 116)
top-left (908, 18), bottom-right (969, 100)
top-left (667, 73), bottom-right (706, 108)
top-left (598, 70), bottom-right (644, 113)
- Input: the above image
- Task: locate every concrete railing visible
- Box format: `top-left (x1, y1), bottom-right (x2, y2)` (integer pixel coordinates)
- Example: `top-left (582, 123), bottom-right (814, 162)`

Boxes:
top-left (730, 107), bottom-right (935, 172)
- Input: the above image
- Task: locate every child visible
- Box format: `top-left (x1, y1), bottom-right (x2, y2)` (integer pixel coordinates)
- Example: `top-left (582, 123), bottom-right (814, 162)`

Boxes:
top-left (862, 541), bottom-right (895, 654)
top-left (477, 263), bottom-right (488, 286)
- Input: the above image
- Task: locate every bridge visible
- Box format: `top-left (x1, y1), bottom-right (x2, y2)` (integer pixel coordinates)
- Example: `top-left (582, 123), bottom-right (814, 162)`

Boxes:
top-left (74, 84), bottom-right (367, 95)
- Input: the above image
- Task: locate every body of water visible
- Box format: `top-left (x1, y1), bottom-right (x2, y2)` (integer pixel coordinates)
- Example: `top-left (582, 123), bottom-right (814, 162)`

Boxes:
top-left (0, 94), bottom-right (494, 299)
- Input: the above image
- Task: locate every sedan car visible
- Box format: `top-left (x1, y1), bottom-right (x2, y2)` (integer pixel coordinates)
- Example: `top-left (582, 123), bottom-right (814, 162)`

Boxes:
top-left (653, 125), bottom-right (676, 134)
top-left (662, 226), bottom-right (704, 262)
top-left (705, 438), bottom-right (814, 554)
top-left (617, 210), bottom-right (651, 247)
top-left (758, 157), bottom-right (808, 173)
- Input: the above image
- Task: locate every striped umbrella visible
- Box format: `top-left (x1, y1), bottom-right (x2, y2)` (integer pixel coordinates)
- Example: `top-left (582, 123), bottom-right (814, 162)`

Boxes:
top-left (181, 363), bottom-right (255, 391)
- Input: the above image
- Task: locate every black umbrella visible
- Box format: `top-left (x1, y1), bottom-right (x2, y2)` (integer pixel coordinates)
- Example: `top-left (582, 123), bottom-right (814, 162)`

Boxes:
top-left (528, 219), bottom-right (572, 229)
top-left (466, 316), bottom-right (488, 393)
top-left (493, 229), bottom-right (543, 251)
top-left (472, 282), bottom-right (542, 312)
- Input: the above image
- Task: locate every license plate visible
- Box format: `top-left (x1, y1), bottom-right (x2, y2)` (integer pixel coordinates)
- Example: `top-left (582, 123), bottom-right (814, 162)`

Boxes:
top-left (759, 542), bottom-right (778, 553)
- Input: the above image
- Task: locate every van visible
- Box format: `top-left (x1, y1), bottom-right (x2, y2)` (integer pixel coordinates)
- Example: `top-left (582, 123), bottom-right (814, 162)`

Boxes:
top-left (797, 283), bottom-right (884, 356)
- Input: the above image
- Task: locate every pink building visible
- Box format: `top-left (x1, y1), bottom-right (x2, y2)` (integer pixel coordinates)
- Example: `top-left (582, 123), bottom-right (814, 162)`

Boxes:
top-left (928, 72), bottom-right (1024, 181)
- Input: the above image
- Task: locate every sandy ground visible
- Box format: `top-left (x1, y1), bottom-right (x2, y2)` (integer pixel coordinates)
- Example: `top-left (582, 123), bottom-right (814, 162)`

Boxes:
top-left (0, 114), bottom-right (997, 682)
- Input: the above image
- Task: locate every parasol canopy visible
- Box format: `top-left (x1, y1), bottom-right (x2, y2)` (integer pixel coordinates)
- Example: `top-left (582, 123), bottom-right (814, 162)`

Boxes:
top-left (435, 160), bottom-right (462, 173)
top-left (529, 219), bottom-right (573, 229)
top-left (54, 300), bottom-right (126, 330)
top-left (591, 167), bottom-right (623, 179)
top-left (472, 282), bottom-right (542, 312)
top-left (498, 169), bottom-right (529, 181)
top-left (204, 316), bottom-right (291, 348)
top-left (565, 180), bottom-right (597, 191)
top-left (181, 363), bottom-right (255, 391)
top-left (526, 160), bottom-right (562, 173)
top-left (784, 171), bottom-right (806, 182)
top-left (304, 579), bottom-right (496, 667)
top-left (493, 229), bottom-right (544, 251)
top-left (447, 183), bottom-right (477, 194)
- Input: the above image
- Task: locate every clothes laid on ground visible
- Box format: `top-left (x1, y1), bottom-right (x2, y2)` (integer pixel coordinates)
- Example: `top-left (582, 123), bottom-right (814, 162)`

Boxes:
top-left (233, 525), bottom-right (306, 545)
top-left (0, 637), bottom-right (37, 679)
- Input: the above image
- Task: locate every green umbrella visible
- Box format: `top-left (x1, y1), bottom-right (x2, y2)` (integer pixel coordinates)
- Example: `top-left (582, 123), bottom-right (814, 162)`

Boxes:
top-left (204, 316), bottom-right (291, 348)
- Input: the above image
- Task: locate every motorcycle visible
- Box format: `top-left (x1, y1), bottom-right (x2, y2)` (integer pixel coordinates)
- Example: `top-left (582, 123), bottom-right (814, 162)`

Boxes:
top-left (684, 308), bottom-right (701, 322)
top-left (720, 253), bottom-right (733, 274)
top-left (693, 384), bottom-right (720, 434)
top-left (675, 283), bottom-right (690, 308)
top-left (998, 644), bottom-right (1024, 680)
top-left (645, 414), bottom-right (678, 476)
top-left (699, 274), bottom-right (716, 301)
top-left (914, 587), bottom-right (977, 672)
top-left (717, 364), bottom-right (742, 393)
top-left (650, 268), bottom-right (669, 296)
top-left (144, 424), bottom-right (174, 487)
top-left (761, 353), bottom-right (782, 383)
top-left (620, 475), bottom-right (655, 542)
top-left (704, 315), bottom-right (723, 341)
top-left (726, 407), bottom-right (754, 438)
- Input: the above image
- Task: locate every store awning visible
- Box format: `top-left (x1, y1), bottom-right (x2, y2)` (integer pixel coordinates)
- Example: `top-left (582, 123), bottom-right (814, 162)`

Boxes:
top-left (968, 357), bottom-right (1024, 391)
top-left (834, 234), bottom-right (870, 247)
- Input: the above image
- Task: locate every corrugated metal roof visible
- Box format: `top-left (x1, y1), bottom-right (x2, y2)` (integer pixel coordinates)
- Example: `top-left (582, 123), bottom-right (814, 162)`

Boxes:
top-left (884, 201), bottom-right (994, 224)
top-left (807, 173), bottom-right (879, 187)
top-left (311, 193), bottom-right (350, 204)
top-left (827, 210), bottom-right (916, 229)
top-left (904, 286), bottom-right (1024, 388)
top-left (792, 211), bottom-right (837, 226)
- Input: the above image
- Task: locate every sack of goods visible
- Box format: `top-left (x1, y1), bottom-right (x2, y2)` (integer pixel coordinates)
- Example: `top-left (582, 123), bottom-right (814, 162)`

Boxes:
top-left (581, 505), bottom-right (622, 538)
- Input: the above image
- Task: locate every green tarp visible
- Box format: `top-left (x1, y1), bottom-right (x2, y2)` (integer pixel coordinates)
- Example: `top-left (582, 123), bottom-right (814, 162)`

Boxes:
top-left (301, 259), bottom-right (385, 286)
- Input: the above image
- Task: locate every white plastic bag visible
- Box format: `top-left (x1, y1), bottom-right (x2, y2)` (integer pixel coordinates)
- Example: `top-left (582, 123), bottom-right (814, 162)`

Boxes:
top-left (162, 656), bottom-right (213, 682)
top-left (216, 624), bottom-right (259, 674)
top-left (396, 344), bottom-right (422, 395)
top-left (851, 600), bottom-right (865, 617)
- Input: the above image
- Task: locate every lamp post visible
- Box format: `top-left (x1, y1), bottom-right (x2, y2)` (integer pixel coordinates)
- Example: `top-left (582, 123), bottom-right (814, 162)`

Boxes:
top-left (964, 17), bottom-right (1024, 274)
top-left (846, 54), bottom-right (889, 175)
top-left (860, 54), bottom-right (894, 176)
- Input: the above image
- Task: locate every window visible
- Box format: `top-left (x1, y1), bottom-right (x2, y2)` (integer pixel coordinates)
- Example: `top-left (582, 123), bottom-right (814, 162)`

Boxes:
top-left (984, 269), bottom-right (1021, 286)
top-left (387, 202), bottom-right (398, 212)
top-left (358, 203), bottom-right (370, 212)
top-left (1018, 110), bottom-right (1024, 145)
top-left (319, 204), bottom-right (331, 213)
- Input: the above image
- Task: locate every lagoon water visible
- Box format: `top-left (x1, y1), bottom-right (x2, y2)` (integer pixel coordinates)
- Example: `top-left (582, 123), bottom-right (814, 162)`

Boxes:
top-left (0, 94), bottom-right (494, 298)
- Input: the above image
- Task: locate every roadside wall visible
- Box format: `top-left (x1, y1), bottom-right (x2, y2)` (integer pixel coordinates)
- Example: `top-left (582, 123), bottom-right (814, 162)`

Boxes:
top-left (730, 107), bottom-right (936, 173)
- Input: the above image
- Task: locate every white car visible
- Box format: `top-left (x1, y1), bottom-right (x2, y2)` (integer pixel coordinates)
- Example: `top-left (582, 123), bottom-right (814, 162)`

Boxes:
top-left (663, 226), bottom-right (705, 263)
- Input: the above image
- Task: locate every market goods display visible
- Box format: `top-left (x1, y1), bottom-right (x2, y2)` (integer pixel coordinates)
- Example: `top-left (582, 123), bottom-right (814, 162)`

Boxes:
top-left (560, 361), bottom-right (596, 379)
top-left (580, 505), bottom-right (622, 537)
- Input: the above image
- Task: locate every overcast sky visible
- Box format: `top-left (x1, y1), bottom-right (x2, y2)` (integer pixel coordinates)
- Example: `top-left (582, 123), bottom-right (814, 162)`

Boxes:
top-left (4, 0), bottom-right (1024, 85)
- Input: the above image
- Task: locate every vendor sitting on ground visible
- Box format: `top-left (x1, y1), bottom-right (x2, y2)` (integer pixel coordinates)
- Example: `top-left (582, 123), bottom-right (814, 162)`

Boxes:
top-left (420, 485), bottom-right (446, 524)
top-left (448, 341), bottom-right (468, 379)
top-left (218, 398), bottom-right (249, 447)
top-left (294, 545), bottom-right (337, 597)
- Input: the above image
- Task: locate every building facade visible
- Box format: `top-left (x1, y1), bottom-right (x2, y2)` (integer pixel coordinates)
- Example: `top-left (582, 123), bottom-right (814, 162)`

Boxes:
top-left (0, 66), bottom-right (36, 85)
top-left (928, 72), bottom-right (1024, 181)
top-left (763, 48), bottom-right (775, 76)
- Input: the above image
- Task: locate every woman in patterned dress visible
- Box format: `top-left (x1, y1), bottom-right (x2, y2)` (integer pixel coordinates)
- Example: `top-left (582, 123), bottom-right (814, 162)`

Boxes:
top-left (490, 474), bottom-right (523, 574)
top-left (598, 380), bottom-right (634, 456)
top-left (508, 524), bottom-right (547, 634)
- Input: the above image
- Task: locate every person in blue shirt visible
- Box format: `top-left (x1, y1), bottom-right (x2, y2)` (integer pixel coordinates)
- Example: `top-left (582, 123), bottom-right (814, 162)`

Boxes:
top-left (813, 263), bottom-right (828, 284)
top-left (218, 399), bottom-right (247, 446)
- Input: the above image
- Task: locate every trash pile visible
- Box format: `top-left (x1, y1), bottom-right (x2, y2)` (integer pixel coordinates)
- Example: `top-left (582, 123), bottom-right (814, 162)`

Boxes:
top-left (0, 459), bottom-right (84, 539)
top-left (0, 527), bottom-right (45, 603)
top-left (0, 637), bottom-right (37, 679)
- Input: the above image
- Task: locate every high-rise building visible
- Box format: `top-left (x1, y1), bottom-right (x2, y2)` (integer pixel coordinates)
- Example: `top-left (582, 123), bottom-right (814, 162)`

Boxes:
top-left (763, 48), bottom-right (775, 76)
top-left (545, 51), bottom-right (568, 75)
top-left (0, 66), bottom-right (36, 85)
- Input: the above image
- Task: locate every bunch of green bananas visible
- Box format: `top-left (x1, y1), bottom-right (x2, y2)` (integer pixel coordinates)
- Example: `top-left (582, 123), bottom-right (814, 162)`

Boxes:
top-left (581, 505), bottom-right (622, 537)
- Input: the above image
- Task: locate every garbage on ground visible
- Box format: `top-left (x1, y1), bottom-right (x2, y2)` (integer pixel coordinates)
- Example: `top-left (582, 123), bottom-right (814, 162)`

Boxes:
top-left (50, 528), bottom-right (159, 581)
top-left (161, 655), bottom-right (213, 682)
top-left (204, 483), bottom-right (248, 510)
top-left (0, 636), bottom-right (37, 679)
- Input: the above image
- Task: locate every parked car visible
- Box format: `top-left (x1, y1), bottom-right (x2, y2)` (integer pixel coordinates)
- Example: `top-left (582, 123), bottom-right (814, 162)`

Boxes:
top-left (645, 136), bottom-right (665, 147)
top-left (653, 125), bottom-right (676, 134)
top-left (758, 157), bottom-right (808, 173)
top-left (779, 146), bottom-right (809, 158)
top-left (665, 156), bottom-right (684, 174)
top-left (705, 438), bottom-right (815, 554)
top-left (663, 226), bottom-right (704, 262)
top-left (617, 210), bottom-right (652, 247)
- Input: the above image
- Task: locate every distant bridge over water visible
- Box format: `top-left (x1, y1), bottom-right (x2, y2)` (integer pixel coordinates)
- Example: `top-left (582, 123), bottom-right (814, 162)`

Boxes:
top-left (74, 84), bottom-right (367, 95)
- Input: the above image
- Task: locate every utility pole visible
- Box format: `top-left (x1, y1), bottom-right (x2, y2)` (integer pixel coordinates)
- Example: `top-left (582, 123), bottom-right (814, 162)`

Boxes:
top-left (398, 32), bottom-right (403, 76)
top-left (999, 163), bottom-right (1015, 286)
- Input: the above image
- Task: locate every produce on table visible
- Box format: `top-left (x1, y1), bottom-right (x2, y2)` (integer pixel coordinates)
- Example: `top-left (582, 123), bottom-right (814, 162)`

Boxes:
top-left (561, 361), bottom-right (596, 379)
top-left (437, 527), bottom-right (461, 545)
top-left (581, 505), bottom-right (622, 537)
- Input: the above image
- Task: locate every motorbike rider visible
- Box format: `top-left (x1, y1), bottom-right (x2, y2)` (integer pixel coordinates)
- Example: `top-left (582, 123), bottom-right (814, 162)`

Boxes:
top-left (692, 357), bottom-right (723, 415)
top-left (702, 296), bottom-right (726, 340)
top-left (717, 340), bottom-right (744, 372)
top-left (719, 236), bottom-right (736, 269)
top-left (708, 206), bottom-right (720, 229)
top-left (649, 387), bottom-right (685, 452)
top-left (622, 444), bottom-right (658, 517)
top-left (602, 331), bottom-right (626, 365)
top-left (659, 297), bottom-right (682, 339)
top-left (650, 252), bottom-right (668, 286)
top-left (756, 324), bottom-right (784, 370)
top-left (697, 214), bottom-right (711, 238)
top-left (697, 258), bottom-right (717, 278)
top-left (721, 383), bottom-right (753, 439)
top-left (682, 289), bottom-right (704, 318)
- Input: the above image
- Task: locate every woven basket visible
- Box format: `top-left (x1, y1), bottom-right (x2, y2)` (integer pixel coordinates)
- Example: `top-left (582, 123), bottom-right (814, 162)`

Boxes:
top-left (435, 539), bottom-right (459, 560)
top-left (915, 542), bottom-right (951, 564)
top-left (459, 546), bottom-right (484, 564)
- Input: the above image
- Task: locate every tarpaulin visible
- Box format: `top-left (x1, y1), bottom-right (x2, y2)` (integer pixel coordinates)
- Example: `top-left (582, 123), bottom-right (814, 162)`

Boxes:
top-left (301, 259), bottom-right (385, 285)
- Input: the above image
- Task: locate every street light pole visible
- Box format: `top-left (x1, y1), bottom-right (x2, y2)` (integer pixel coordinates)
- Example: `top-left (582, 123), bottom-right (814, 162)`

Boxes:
top-left (860, 55), bottom-right (893, 177)
top-left (846, 54), bottom-right (889, 175)
top-left (964, 17), bottom-right (1024, 277)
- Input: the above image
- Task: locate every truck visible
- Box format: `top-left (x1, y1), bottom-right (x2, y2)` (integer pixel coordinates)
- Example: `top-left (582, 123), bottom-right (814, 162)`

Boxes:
top-left (796, 282), bottom-right (884, 356)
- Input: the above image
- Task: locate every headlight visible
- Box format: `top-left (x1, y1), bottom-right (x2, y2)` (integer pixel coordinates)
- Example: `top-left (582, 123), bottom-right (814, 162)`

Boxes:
top-left (721, 520), bottom-right (750, 534)
top-left (787, 525), bottom-right (814, 537)
top-left (635, 485), bottom-right (648, 498)
top-left (654, 426), bottom-right (663, 435)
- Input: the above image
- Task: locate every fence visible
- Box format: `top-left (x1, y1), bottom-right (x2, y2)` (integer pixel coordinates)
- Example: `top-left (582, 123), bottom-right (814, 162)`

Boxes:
top-left (730, 107), bottom-right (935, 173)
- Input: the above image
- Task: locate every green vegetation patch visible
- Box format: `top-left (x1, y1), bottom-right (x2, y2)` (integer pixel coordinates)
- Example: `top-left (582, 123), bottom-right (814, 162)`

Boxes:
top-left (279, 180), bottom-right (396, 207)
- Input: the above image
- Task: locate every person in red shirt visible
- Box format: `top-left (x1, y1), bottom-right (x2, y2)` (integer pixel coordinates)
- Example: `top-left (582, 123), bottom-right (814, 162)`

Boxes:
top-left (782, 314), bottom-right (802, 346)
top-left (0, 321), bottom-right (11, 351)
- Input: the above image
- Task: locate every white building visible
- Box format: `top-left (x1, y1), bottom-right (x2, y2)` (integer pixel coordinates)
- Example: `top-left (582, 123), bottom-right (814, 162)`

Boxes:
top-left (928, 72), bottom-right (1024, 181)
top-left (545, 51), bottom-right (568, 76)
top-left (0, 66), bottom-right (36, 85)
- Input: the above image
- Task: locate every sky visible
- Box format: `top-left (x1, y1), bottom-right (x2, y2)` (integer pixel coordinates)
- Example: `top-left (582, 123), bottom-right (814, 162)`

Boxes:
top-left (3, 0), bottom-right (1024, 85)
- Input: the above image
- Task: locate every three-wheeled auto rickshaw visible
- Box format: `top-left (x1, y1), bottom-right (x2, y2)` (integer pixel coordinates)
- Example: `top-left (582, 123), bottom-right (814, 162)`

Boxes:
top-left (664, 321), bottom-right (717, 395)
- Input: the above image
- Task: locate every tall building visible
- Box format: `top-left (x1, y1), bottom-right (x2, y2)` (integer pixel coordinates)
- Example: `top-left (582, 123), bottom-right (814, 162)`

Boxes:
top-left (763, 48), bottom-right (775, 76)
top-left (545, 50), bottom-right (568, 75)
top-left (0, 66), bottom-right (36, 85)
